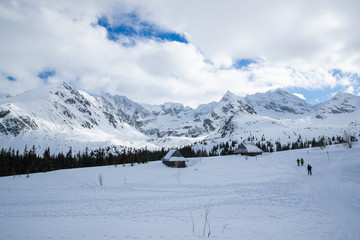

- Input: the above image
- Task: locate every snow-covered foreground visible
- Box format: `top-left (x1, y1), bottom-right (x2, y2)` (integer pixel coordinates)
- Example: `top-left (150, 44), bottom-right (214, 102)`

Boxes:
top-left (1, 144), bottom-right (360, 240)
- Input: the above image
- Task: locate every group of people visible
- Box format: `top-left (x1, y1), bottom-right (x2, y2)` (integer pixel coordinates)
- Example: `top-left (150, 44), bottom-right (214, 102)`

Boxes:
top-left (297, 158), bottom-right (312, 175)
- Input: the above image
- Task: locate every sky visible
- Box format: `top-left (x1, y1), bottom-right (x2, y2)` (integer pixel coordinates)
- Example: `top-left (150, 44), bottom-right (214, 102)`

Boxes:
top-left (1, 0), bottom-right (360, 108)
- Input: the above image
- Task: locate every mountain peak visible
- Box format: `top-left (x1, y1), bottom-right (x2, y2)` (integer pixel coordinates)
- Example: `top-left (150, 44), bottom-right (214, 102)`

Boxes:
top-left (331, 91), bottom-right (357, 100)
top-left (267, 87), bottom-right (292, 95)
top-left (221, 90), bottom-right (237, 102)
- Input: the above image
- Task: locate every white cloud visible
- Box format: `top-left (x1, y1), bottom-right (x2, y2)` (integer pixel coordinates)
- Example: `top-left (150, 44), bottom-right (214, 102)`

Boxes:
top-left (344, 86), bottom-right (354, 94)
top-left (126, 0), bottom-right (360, 70)
top-left (0, 0), bottom-right (359, 108)
top-left (293, 93), bottom-right (306, 100)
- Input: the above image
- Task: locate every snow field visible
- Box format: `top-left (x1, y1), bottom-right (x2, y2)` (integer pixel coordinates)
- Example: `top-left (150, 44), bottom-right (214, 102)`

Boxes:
top-left (0, 144), bottom-right (360, 239)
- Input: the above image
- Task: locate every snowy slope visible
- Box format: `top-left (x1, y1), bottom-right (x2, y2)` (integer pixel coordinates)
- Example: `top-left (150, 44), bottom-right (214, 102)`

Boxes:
top-left (0, 93), bottom-right (11, 99)
top-left (1, 144), bottom-right (359, 239)
top-left (0, 82), bottom-right (359, 153)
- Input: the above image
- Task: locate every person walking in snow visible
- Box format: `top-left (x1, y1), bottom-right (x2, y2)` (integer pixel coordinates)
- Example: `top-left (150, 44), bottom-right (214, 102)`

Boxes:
top-left (301, 158), bottom-right (304, 166)
top-left (297, 158), bottom-right (300, 166)
top-left (307, 164), bottom-right (312, 175)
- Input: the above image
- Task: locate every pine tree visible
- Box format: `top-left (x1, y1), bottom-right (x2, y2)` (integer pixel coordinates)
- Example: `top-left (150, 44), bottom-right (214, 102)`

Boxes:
top-left (66, 148), bottom-right (73, 169)
top-left (43, 147), bottom-right (53, 172)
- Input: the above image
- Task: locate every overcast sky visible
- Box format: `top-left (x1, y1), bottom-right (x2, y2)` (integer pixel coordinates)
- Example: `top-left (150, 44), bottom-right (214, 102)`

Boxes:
top-left (1, 0), bottom-right (359, 108)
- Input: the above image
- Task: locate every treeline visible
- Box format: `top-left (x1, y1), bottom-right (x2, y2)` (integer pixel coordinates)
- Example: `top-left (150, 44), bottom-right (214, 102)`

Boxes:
top-left (274, 135), bottom-right (357, 152)
top-left (194, 134), bottom-right (357, 156)
top-left (0, 134), bottom-right (357, 177)
top-left (0, 145), bottom-right (167, 177)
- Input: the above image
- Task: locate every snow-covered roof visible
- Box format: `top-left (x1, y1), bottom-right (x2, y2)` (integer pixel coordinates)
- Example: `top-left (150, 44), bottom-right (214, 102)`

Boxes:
top-left (235, 143), bottom-right (263, 154)
top-left (162, 149), bottom-right (186, 162)
top-left (244, 143), bottom-right (263, 152)
top-left (162, 149), bottom-right (176, 161)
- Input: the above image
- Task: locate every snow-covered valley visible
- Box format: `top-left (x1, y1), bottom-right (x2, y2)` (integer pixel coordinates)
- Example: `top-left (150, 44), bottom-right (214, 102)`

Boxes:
top-left (1, 144), bottom-right (359, 239)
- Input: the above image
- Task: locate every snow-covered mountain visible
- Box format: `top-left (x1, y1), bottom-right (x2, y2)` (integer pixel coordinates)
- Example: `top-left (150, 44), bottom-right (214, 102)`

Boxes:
top-left (0, 83), bottom-right (153, 153)
top-left (0, 82), bottom-right (359, 153)
top-left (245, 88), bottom-right (315, 119)
top-left (313, 92), bottom-right (360, 119)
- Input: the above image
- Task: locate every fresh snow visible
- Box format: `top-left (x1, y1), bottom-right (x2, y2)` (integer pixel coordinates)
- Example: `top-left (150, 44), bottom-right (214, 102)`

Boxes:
top-left (1, 144), bottom-right (359, 239)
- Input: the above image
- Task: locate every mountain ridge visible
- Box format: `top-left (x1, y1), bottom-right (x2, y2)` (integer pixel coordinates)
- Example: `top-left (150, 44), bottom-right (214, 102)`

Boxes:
top-left (0, 82), bottom-right (359, 153)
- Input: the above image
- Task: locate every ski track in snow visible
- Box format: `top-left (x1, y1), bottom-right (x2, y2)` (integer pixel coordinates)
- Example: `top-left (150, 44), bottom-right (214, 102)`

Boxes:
top-left (0, 144), bottom-right (360, 239)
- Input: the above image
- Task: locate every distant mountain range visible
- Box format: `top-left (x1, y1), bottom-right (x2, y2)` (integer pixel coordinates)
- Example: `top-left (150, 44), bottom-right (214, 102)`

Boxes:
top-left (1, 82), bottom-right (359, 154)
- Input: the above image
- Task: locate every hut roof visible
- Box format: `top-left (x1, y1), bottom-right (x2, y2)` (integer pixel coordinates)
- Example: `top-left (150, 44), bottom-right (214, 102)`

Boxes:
top-left (162, 149), bottom-right (186, 162)
top-left (234, 143), bottom-right (263, 155)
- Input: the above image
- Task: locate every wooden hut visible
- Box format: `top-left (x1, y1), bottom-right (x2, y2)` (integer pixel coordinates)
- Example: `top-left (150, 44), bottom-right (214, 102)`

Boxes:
top-left (162, 149), bottom-right (187, 168)
top-left (234, 143), bottom-right (263, 156)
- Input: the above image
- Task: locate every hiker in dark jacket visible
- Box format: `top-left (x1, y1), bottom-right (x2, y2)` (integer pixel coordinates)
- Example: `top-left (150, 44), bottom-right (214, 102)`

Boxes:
top-left (307, 164), bottom-right (312, 175)
top-left (297, 158), bottom-right (300, 166)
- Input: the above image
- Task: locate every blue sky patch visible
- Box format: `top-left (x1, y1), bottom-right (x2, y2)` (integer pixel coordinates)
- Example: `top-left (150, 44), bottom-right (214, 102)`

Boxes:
top-left (330, 68), bottom-right (360, 92)
top-left (289, 86), bottom-right (347, 104)
top-left (331, 69), bottom-right (360, 84)
top-left (7, 76), bottom-right (16, 81)
top-left (288, 69), bottom-right (360, 104)
top-left (330, 68), bottom-right (343, 78)
top-left (233, 58), bottom-right (257, 69)
top-left (38, 70), bottom-right (56, 82)
top-left (97, 14), bottom-right (188, 45)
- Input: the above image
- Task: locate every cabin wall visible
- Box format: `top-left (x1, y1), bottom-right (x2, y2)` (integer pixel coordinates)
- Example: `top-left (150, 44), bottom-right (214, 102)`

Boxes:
top-left (240, 152), bottom-right (262, 156)
top-left (162, 161), bottom-right (186, 168)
